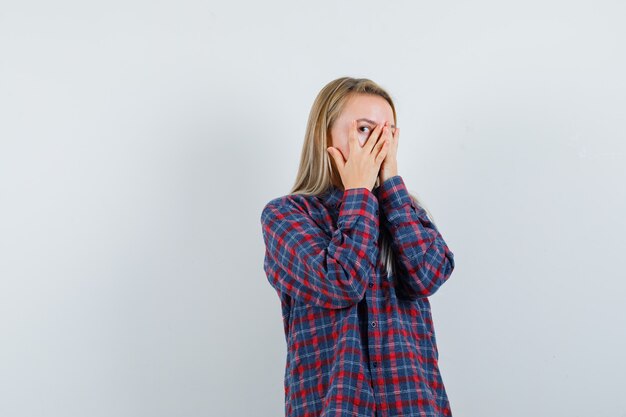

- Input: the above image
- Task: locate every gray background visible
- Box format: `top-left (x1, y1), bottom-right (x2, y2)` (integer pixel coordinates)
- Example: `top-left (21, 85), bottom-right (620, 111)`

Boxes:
top-left (1, 1), bottom-right (625, 416)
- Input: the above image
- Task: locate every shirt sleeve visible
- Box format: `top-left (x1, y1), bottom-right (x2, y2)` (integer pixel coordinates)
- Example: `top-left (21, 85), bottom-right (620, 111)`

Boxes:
top-left (261, 187), bottom-right (380, 309)
top-left (378, 175), bottom-right (455, 298)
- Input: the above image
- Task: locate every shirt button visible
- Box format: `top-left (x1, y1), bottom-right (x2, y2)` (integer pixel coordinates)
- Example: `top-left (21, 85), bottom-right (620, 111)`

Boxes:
top-left (373, 362), bottom-right (378, 367)
top-left (375, 209), bottom-right (379, 215)
top-left (368, 281), bottom-right (373, 288)
top-left (371, 321), bottom-right (377, 327)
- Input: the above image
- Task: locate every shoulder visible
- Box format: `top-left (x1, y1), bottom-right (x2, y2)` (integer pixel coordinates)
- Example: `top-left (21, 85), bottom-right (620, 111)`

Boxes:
top-left (260, 192), bottom-right (324, 224)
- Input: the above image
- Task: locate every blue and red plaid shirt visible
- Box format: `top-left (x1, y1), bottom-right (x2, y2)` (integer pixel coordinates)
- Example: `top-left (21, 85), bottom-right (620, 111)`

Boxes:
top-left (260, 175), bottom-right (455, 417)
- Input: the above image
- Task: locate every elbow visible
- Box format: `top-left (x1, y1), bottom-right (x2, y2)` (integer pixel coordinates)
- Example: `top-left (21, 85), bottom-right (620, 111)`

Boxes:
top-left (319, 258), bottom-right (373, 308)
top-left (425, 250), bottom-right (455, 296)
top-left (294, 256), bottom-right (372, 310)
top-left (311, 283), bottom-right (366, 309)
top-left (398, 245), bottom-right (455, 299)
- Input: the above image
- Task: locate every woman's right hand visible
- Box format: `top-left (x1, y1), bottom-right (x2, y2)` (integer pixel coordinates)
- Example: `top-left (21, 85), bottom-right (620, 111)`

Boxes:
top-left (327, 120), bottom-right (390, 191)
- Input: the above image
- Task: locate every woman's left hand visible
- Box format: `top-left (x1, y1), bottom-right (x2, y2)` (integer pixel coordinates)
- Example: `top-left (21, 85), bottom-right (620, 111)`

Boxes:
top-left (378, 121), bottom-right (399, 184)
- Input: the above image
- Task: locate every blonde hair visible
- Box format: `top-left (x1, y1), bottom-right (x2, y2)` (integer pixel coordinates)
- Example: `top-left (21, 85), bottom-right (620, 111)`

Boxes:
top-left (289, 76), bottom-right (437, 277)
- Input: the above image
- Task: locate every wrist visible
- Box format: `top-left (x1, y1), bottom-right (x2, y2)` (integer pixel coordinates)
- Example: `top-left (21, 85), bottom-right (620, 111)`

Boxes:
top-left (379, 169), bottom-right (398, 183)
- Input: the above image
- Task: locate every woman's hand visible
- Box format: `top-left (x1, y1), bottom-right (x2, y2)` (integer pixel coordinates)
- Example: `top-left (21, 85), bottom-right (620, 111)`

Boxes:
top-left (327, 120), bottom-right (389, 191)
top-left (378, 121), bottom-right (399, 184)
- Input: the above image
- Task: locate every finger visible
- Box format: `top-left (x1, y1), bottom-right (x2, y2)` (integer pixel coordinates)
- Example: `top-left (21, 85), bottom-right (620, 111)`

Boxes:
top-left (381, 122), bottom-right (393, 146)
top-left (373, 123), bottom-right (392, 152)
top-left (392, 127), bottom-right (400, 151)
top-left (327, 147), bottom-right (345, 171)
top-left (375, 140), bottom-right (389, 165)
top-left (372, 129), bottom-right (388, 156)
top-left (365, 123), bottom-right (385, 153)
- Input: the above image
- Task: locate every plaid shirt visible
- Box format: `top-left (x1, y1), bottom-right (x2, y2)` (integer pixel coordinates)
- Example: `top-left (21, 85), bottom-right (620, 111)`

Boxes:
top-left (260, 175), bottom-right (455, 417)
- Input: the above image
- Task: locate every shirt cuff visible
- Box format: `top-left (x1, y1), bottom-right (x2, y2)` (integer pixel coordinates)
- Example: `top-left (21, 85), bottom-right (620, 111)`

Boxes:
top-left (377, 175), bottom-right (413, 211)
top-left (338, 187), bottom-right (380, 225)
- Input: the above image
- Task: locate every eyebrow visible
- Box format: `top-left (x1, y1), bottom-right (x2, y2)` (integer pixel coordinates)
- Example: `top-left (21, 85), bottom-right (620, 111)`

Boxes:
top-left (357, 118), bottom-right (396, 129)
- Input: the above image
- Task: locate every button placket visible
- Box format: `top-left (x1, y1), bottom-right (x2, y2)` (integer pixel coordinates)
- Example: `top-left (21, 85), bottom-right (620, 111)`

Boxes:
top-left (368, 313), bottom-right (379, 372)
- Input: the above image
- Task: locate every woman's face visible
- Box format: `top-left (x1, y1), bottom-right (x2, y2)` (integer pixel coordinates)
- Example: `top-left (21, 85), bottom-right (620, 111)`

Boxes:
top-left (329, 93), bottom-right (395, 161)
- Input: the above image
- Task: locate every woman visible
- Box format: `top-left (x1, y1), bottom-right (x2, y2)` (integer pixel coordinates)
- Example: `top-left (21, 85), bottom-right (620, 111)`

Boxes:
top-left (260, 77), bottom-right (456, 417)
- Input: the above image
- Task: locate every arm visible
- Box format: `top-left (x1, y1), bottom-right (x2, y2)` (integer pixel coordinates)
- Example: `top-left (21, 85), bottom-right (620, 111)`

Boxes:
top-left (260, 187), bottom-right (380, 309)
top-left (377, 175), bottom-right (455, 299)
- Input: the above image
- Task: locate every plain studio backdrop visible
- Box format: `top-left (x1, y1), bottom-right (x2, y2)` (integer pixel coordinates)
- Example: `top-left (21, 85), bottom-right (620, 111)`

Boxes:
top-left (1, 1), bottom-right (625, 416)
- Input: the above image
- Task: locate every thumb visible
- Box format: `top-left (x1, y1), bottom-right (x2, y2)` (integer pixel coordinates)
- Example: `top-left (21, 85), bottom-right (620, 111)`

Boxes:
top-left (327, 147), bottom-right (345, 171)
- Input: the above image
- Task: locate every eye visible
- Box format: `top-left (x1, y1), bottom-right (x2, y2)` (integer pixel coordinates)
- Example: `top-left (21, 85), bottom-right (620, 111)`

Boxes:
top-left (358, 125), bottom-right (371, 133)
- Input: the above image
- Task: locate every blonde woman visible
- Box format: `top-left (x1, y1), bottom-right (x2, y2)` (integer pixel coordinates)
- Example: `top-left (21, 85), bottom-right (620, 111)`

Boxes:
top-left (260, 77), bottom-right (456, 417)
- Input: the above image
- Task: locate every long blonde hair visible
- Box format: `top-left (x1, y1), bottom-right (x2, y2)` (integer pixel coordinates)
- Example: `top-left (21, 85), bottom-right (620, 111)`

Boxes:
top-left (289, 76), bottom-right (437, 277)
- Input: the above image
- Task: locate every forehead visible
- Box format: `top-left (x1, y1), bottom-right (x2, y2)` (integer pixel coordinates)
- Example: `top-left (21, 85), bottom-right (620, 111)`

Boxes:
top-left (341, 93), bottom-right (394, 123)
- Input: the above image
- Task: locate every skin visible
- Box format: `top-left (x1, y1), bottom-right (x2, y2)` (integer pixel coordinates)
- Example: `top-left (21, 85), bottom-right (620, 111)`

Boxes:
top-left (328, 93), bottom-right (400, 190)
